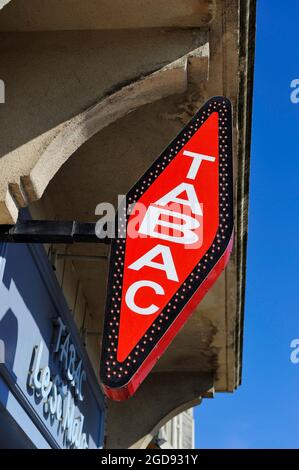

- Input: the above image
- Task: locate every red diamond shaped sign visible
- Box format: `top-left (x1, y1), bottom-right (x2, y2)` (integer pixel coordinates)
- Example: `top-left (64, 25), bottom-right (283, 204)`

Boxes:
top-left (100, 97), bottom-right (234, 400)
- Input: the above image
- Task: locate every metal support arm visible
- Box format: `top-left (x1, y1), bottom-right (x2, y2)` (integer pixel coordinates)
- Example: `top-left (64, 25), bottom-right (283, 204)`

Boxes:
top-left (0, 220), bottom-right (110, 244)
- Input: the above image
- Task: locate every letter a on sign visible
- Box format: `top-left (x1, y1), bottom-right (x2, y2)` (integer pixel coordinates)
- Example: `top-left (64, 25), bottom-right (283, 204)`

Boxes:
top-left (100, 97), bottom-right (234, 400)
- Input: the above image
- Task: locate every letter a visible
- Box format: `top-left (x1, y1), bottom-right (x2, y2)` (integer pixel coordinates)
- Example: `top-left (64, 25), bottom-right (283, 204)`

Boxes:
top-left (128, 244), bottom-right (178, 282)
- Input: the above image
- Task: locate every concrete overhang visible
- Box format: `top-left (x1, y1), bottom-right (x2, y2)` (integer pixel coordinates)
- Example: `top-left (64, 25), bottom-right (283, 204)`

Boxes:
top-left (0, 0), bottom-right (216, 31)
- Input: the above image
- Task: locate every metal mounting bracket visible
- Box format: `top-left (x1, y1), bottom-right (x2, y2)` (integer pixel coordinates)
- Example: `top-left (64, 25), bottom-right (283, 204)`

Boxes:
top-left (0, 220), bottom-right (111, 244)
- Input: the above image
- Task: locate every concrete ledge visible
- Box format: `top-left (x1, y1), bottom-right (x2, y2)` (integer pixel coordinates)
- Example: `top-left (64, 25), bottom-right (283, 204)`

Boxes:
top-left (105, 371), bottom-right (213, 449)
top-left (0, 0), bottom-right (216, 31)
top-left (0, 44), bottom-right (209, 223)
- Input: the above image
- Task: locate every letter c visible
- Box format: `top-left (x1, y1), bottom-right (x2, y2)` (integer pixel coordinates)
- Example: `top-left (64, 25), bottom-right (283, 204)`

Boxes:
top-left (125, 280), bottom-right (164, 315)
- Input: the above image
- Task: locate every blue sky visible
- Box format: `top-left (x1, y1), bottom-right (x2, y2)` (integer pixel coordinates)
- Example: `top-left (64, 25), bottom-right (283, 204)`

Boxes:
top-left (195, 0), bottom-right (299, 449)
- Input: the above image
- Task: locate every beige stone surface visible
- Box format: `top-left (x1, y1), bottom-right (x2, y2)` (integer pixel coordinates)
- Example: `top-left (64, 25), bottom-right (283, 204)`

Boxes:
top-left (0, 0), bottom-right (216, 31)
top-left (0, 30), bottom-right (208, 223)
top-left (0, 0), bottom-right (10, 10)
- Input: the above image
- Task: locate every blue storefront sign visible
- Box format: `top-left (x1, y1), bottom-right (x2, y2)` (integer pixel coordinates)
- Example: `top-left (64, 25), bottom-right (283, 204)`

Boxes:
top-left (0, 241), bottom-right (106, 449)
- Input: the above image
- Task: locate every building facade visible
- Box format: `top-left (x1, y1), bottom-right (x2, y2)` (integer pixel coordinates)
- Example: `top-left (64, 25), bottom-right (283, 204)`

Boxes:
top-left (0, 0), bottom-right (255, 449)
top-left (153, 409), bottom-right (195, 450)
top-left (0, 230), bottom-right (106, 448)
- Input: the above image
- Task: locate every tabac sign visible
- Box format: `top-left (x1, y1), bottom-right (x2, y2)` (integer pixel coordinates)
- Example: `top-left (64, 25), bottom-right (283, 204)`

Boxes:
top-left (100, 97), bottom-right (234, 401)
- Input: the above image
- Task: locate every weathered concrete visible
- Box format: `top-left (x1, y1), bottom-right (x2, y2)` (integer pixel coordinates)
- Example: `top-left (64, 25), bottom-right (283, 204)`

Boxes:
top-left (21, 45), bottom-right (209, 216)
top-left (105, 372), bottom-right (213, 449)
top-left (0, 30), bottom-right (208, 223)
top-left (0, 0), bottom-right (216, 31)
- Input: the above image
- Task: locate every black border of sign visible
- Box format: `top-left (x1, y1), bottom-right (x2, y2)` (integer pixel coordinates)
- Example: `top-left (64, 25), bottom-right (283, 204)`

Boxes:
top-left (100, 96), bottom-right (233, 399)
